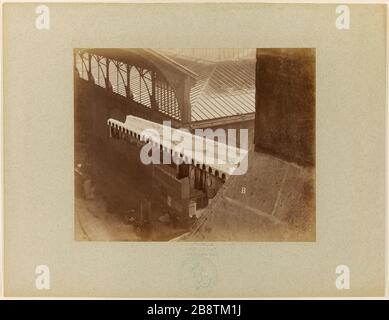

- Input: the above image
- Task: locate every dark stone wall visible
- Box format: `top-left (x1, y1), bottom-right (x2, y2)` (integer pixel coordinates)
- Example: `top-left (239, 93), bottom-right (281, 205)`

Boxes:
top-left (255, 49), bottom-right (315, 167)
top-left (74, 76), bottom-right (155, 178)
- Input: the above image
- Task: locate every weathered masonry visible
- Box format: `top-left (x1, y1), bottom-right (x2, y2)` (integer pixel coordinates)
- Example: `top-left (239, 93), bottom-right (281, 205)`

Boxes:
top-left (255, 48), bottom-right (315, 167)
top-left (187, 48), bottom-right (316, 241)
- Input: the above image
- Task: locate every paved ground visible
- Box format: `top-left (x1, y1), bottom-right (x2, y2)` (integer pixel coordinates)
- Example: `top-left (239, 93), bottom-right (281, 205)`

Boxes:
top-left (75, 195), bottom-right (139, 241)
top-left (74, 142), bottom-right (192, 241)
top-left (187, 151), bottom-right (315, 241)
top-left (75, 193), bottom-right (190, 241)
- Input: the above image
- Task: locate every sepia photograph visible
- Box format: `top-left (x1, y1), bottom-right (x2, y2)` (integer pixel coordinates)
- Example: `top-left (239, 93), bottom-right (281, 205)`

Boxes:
top-left (2, 2), bottom-right (387, 299)
top-left (74, 48), bottom-right (315, 242)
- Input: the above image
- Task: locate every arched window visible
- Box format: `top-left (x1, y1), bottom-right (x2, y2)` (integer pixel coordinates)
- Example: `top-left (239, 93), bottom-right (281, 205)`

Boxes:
top-left (109, 60), bottom-right (127, 97)
top-left (90, 55), bottom-right (106, 88)
top-left (129, 66), bottom-right (152, 108)
top-left (74, 50), bottom-right (182, 121)
top-left (155, 76), bottom-right (181, 120)
top-left (75, 53), bottom-right (89, 81)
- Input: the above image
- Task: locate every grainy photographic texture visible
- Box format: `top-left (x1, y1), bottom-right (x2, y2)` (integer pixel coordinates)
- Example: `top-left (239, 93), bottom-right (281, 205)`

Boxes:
top-left (3, 3), bottom-right (386, 298)
top-left (74, 48), bottom-right (315, 241)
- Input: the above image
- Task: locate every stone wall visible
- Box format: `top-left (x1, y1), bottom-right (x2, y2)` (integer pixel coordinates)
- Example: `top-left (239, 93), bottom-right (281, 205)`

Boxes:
top-left (186, 49), bottom-right (316, 241)
top-left (255, 48), bottom-right (315, 167)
